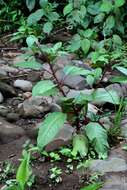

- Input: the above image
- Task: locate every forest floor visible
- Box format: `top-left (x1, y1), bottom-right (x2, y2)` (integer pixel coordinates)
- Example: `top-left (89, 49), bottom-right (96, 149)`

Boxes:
top-left (0, 47), bottom-right (127, 190)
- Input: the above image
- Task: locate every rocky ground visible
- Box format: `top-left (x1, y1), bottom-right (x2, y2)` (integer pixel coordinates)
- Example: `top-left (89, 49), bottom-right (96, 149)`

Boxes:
top-left (0, 51), bottom-right (127, 189)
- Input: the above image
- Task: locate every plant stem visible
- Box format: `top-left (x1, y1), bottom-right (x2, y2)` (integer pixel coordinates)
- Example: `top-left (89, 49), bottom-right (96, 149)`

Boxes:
top-left (48, 62), bottom-right (66, 97)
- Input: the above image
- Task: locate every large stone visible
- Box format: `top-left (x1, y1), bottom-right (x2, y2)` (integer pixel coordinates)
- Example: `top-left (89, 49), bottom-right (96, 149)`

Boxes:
top-left (90, 147), bottom-right (127, 173)
top-left (90, 158), bottom-right (127, 173)
top-left (0, 68), bottom-right (7, 77)
top-left (121, 118), bottom-right (127, 139)
top-left (0, 92), bottom-right (4, 103)
top-left (100, 173), bottom-right (127, 190)
top-left (14, 79), bottom-right (33, 91)
top-left (0, 82), bottom-right (16, 97)
top-left (0, 116), bottom-right (25, 144)
top-left (45, 124), bottom-right (74, 151)
top-left (0, 65), bottom-right (19, 74)
top-left (27, 71), bottom-right (41, 82)
top-left (56, 69), bottom-right (87, 90)
top-left (18, 96), bottom-right (52, 117)
top-left (106, 83), bottom-right (127, 98)
top-left (67, 89), bottom-right (93, 98)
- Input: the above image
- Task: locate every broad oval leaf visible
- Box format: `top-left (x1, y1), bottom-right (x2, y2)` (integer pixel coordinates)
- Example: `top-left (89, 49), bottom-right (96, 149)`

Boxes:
top-left (67, 34), bottom-right (81, 52)
top-left (116, 66), bottom-right (127, 76)
top-left (27, 9), bottom-right (44, 26)
top-left (16, 152), bottom-right (31, 189)
top-left (26, 0), bottom-right (35, 11)
top-left (37, 112), bottom-right (67, 150)
top-left (72, 134), bottom-right (88, 158)
top-left (115, 0), bottom-right (125, 7)
top-left (43, 22), bottom-right (53, 34)
top-left (103, 15), bottom-right (115, 36)
top-left (110, 76), bottom-right (127, 84)
top-left (15, 61), bottom-right (42, 70)
top-left (26, 35), bottom-right (38, 47)
top-left (32, 80), bottom-right (58, 96)
top-left (81, 39), bottom-right (91, 54)
top-left (100, 0), bottom-right (112, 13)
top-left (94, 13), bottom-right (105, 23)
top-left (63, 65), bottom-right (91, 76)
top-left (92, 88), bottom-right (120, 104)
top-left (63, 3), bottom-right (73, 16)
top-left (85, 122), bottom-right (109, 159)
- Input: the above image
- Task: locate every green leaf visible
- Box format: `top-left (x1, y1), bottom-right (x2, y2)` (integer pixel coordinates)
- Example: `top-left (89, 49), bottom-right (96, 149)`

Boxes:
top-left (67, 34), bottom-right (81, 52)
top-left (86, 75), bottom-right (95, 86)
top-left (39, 0), bottom-right (48, 7)
top-left (116, 66), bottom-right (127, 76)
top-left (63, 65), bottom-right (91, 76)
top-left (15, 61), bottom-right (42, 70)
top-left (92, 88), bottom-right (120, 104)
top-left (103, 15), bottom-right (115, 36)
top-left (32, 80), bottom-right (58, 96)
top-left (94, 13), bottom-right (105, 23)
top-left (37, 112), bottom-right (67, 150)
top-left (80, 29), bottom-right (93, 38)
top-left (81, 39), bottom-right (91, 54)
top-left (43, 22), bottom-right (53, 34)
top-left (16, 152), bottom-right (31, 189)
top-left (63, 3), bottom-right (73, 16)
top-left (110, 76), bottom-right (127, 83)
top-left (100, 0), bottom-right (112, 13)
top-left (27, 9), bottom-right (44, 26)
top-left (113, 35), bottom-right (122, 47)
top-left (53, 42), bottom-right (62, 52)
top-left (115, 0), bottom-right (125, 7)
top-left (85, 122), bottom-right (109, 159)
top-left (80, 182), bottom-right (103, 190)
top-left (87, 3), bottom-right (100, 15)
top-left (80, 5), bottom-right (87, 18)
top-left (26, 35), bottom-right (38, 47)
top-left (72, 134), bottom-right (88, 158)
top-left (94, 68), bottom-right (102, 80)
top-left (26, 0), bottom-right (35, 11)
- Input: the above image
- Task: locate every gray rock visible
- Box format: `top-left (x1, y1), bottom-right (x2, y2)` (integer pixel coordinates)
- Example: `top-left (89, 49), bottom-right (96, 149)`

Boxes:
top-left (100, 173), bottom-right (127, 190)
top-left (90, 157), bottom-right (127, 173)
top-left (0, 65), bottom-right (19, 73)
top-left (67, 89), bottom-right (93, 98)
top-left (0, 68), bottom-right (7, 77)
top-left (0, 106), bottom-right (10, 117)
top-left (0, 59), bottom-right (8, 64)
top-left (0, 92), bottom-right (4, 103)
top-left (106, 83), bottom-right (127, 98)
top-left (121, 118), bottom-right (127, 139)
top-left (18, 96), bottom-right (52, 117)
top-left (56, 69), bottom-right (87, 90)
top-left (6, 113), bottom-right (20, 122)
top-left (14, 79), bottom-right (33, 91)
top-left (27, 71), bottom-right (41, 82)
top-left (0, 82), bottom-right (16, 97)
top-left (50, 103), bottom-right (62, 112)
top-left (54, 54), bottom-right (75, 70)
top-left (0, 116), bottom-right (25, 143)
top-left (72, 60), bottom-right (92, 70)
top-left (45, 124), bottom-right (74, 151)
top-left (90, 147), bottom-right (127, 174)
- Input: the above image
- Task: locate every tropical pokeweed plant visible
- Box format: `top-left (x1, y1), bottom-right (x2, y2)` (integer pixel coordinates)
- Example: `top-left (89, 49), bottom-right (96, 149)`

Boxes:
top-left (15, 40), bottom-right (120, 159)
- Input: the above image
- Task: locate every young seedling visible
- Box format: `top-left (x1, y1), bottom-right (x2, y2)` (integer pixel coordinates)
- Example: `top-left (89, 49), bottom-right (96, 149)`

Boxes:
top-left (49, 166), bottom-right (62, 184)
